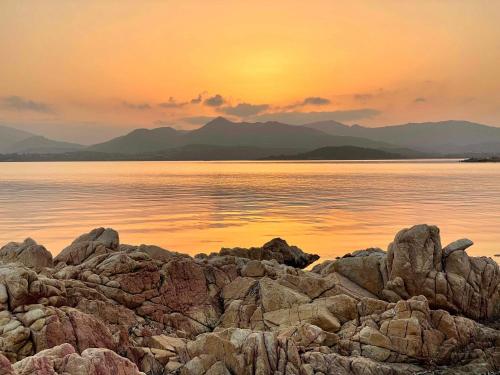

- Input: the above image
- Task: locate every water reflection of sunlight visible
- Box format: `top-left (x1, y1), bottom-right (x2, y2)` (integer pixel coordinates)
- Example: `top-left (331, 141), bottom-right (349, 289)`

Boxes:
top-left (0, 161), bottom-right (499, 261)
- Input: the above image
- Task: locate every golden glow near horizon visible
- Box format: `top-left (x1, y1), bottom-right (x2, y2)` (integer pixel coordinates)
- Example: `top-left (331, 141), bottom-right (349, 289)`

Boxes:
top-left (0, 1), bottom-right (499, 142)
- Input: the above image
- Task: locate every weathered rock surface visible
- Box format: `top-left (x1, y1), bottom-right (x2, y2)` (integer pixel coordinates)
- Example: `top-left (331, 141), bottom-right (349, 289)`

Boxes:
top-left (200, 237), bottom-right (320, 269)
top-left (1, 343), bottom-right (144, 375)
top-left (54, 227), bottom-right (119, 265)
top-left (0, 238), bottom-right (53, 269)
top-left (385, 225), bottom-right (500, 320)
top-left (0, 225), bottom-right (498, 374)
top-left (314, 248), bottom-right (387, 297)
top-left (315, 224), bottom-right (500, 321)
top-left (442, 238), bottom-right (474, 257)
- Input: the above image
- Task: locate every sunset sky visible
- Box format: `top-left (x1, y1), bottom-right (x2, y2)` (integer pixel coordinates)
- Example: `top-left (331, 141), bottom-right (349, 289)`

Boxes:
top-left (1, 1), bottom-right (499, 143)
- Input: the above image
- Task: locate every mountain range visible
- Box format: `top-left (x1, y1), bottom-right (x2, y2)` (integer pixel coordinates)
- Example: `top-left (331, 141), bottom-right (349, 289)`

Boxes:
top-left (264, 146), bottom-right (405, 160)
top-left (1, 118), bottom-right (499, 160)
top-left (303, 120), bottom-right (500, 154)
top-left (87, 117), bottom-right (408, 154)
top-left (0, 125), bottom-right (83, 154)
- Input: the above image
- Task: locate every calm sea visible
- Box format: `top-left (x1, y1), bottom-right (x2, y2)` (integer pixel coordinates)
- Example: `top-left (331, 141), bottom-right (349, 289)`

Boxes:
top-left (0, 160), bottom-right (499, 261)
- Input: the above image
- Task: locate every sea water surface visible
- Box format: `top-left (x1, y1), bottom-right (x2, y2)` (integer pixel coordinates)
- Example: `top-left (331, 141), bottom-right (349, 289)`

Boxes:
top-left (0, 160), bottom-right (499, 260)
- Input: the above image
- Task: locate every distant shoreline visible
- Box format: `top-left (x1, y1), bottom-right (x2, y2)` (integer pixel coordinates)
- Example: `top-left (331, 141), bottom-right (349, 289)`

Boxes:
top-left (461, 156), bottom-right (500, 163)
top-left (0, 144), bottom-right (474, 163)
top-left (0, 157), bottom-right (464, 163)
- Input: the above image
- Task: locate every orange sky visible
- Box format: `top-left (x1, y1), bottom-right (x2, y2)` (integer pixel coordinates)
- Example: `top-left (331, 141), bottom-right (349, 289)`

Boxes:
top-left (0, 1), bottom-right (499, 143)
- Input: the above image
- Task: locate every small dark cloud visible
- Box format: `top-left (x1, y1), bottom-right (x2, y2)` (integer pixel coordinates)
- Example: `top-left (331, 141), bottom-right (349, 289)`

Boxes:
top-left (253, 109), bottom-right (381, 124)
top-left (181, 116), bottom-right (217, 125)
top-left (158, 97), bottom-right (188, 108)
top-left (414, 97), bottom-right (427, 103)
top-left (190, 94), bottom-right (203, 104)
top-left (220, 103), bottom-right (269, 117)
top-left (122, 101), bottom-right (151, 110)
top-left (203, 94), bottom-right (225, 107)
top-left (302, 97), bottom-right (331, 106)
top-left (279, 96), bottom-right (332, 110)
top-left (1, 96), bottom-right (53, 113)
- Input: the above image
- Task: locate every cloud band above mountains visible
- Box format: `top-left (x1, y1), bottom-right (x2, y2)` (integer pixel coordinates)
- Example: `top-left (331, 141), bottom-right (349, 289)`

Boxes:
top-left (252, 109), bottom-right (381, 124)
top-left (0, 96), bottom-right (54, 114)
top-left (219, 103), bottom-right (270, 117)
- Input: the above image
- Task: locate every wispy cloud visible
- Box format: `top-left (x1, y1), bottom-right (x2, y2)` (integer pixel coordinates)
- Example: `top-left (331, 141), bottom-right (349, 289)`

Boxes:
top-left (220, 103), bottom-right (269, 117)
top-left (158, 97), bottom-right (188, 108)
top-left (190, 94), bottom-right (203, 104)
top-left (280, 96), bottom-right (332, 110)
top-left (1, 96), bottom-right (54, 113)
top-left (203, 94), bottom-right (225, 107)
top-left (122, 101), bottom-right (151, 110)
top-left (253, 109), bottom-right (381, 124)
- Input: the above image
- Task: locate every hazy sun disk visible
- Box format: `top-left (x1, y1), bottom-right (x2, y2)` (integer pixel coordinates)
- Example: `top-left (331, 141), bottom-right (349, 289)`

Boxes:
top-left (210, 47), bottom-right (315, 104)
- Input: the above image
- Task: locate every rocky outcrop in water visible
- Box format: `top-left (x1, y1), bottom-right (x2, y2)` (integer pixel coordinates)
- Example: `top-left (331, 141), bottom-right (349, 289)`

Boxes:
top-left (0, 225), bottom-right (498, 374)
top-left (197, 237), bottom-right (320, 269)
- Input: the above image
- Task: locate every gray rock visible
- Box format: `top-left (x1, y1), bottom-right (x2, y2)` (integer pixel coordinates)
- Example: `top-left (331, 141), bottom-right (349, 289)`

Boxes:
top-left (443, 238), bottom-right (474, 257)
top-left (54, 228), bottom-right (119, 265)
top-left (215, 237), bottom-right (319, 269)
top-left (0, 238), bottom-right (53, 269)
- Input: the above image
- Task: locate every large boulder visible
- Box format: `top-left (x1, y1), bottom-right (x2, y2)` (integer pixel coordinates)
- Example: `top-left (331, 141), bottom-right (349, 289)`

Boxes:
top-left (336, 295), bottom-right (500, 368)
top-left (442, 238), bottom-right (474, 257)
top-left (0, 226), bottom-right (498, 374)
top-left (183, 328), bottom-right (303, 375)
top-left (204, 238), bottom-right (319, 269)
top-left (0, 304), bottom-right (116, 362)
top-left (6, 343), bottom-right (143, 375)
top-left (316, 225), bottom-right (500, 321)
top-left (54, 228), bottom-right (119, 265)
top-left (386, 224), bottom-right (443, 297)
top-left (0, 239), bottom-right (53, 269)
top-left (316, 248), bottom-right (387, 297)
top-left (384, 224), bottom-right (500, 320)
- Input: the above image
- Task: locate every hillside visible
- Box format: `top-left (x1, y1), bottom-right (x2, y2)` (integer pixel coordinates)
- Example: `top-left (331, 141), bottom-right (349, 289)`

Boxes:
top-left (86, 117), bottom-right (414, 155)
top-left (5, 119), bottom-right (496, 158)
top-left (264, 145), bottom-right (405, 160)
top-left (0, 125), bottom-right (83, 154)
top-left (0, 125), bottom-right (36, 153)
top-left (87, 127), bottom-right (183, 154)
top-left (304, 120), bottom-right (500, 154)
top-left (146, 144), bottom-right (299, 160)
top-left (4, 136), bottom-right (83, 154)
top-left (0, 144), bottom-right (301, 162)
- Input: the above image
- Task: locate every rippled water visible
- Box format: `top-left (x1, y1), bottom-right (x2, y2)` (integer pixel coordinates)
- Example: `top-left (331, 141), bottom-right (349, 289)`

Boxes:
top-left (0, 160), bottom-right (499, 260)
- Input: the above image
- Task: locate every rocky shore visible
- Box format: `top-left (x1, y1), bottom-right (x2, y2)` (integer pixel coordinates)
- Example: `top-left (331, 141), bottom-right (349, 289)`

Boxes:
top-left (0, 225), bottom-right (498, 375)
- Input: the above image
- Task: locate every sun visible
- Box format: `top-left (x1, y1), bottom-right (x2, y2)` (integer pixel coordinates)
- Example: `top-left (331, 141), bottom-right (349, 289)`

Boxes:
top-left (222, 49), bottom-right (306, 102)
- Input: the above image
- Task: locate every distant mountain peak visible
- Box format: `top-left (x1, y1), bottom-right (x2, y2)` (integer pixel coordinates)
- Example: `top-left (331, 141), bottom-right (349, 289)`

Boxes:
top-left (206, 116), bottom-right (234, 126)
top-left (128, 126), bottom-right (178, 135)
top-left (0, 125), bottom-right (83, 154)
top-left (303, 119), bottom-right (500, 154)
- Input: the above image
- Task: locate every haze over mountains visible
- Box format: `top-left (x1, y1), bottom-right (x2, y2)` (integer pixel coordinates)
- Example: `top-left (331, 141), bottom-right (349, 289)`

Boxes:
top-left (264, 146), bottom-right (405, 160)
top-left (88, 117), bottom-right (404, 154)
top-left (1, 118), bottom-right (499, 160)
top-left (304, 120), bottom-right (500, 154)
top-left (0, 125), bottom-right (83, 154)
